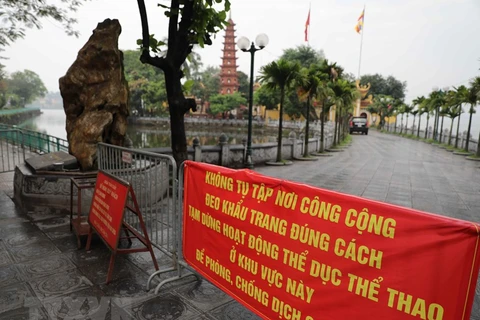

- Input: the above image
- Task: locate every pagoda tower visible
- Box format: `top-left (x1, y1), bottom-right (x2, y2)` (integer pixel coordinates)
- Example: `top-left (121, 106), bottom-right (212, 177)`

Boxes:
top-left (219, 14), bottom-right (239, 95)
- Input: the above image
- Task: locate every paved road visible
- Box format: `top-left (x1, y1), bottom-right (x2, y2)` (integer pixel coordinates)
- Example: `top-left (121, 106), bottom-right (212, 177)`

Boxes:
top-left (258, 130), bottom-right (480, 221)
top-left (257, 129), bottom-right (480, 319)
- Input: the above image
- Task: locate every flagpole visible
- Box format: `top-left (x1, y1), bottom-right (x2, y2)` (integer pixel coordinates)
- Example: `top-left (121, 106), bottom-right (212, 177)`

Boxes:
top-left (357, 5), bottom-right (365, 79)
top-left (308, 2), bottom-right (311, 46)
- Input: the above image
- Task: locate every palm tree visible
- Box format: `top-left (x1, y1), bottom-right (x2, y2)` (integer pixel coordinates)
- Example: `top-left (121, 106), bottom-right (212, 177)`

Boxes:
top-left (403, 104), bottom-right (414, 135)
top-left (259, 59), bottom-right (300, 163)
top-left (370, 95), bottom-right (394, 131)
top-left (411, 107), bottom-right (419, 136)
top-left (318, 85), bottom-right (335, 152)
top-left (399, 104), bottom-right (407, 134)
top-left (455, 85), bottom-right (477, 152)
top-left (431, 90), bottom-right (447, 142)
top-left (423, 96), bottom-right (434, 140)
top-left (449, 86), bottom-right (465, 148)
top-left (295, 64), bottom-right (326, 157)
top-left (366, 104), bottom-right (379, 128)
top-left (412, 96), bottom-right (425, 138)
top-left (444, 92), bottom-right (461, 147)
top-left (330, 79), bottom-right (358, 145)
top-left (338, 80), bottom-right (358, 141)
top-left (471, 77), bottom-right (480, 156)
top-left (312, 59), bottom-right (341, 152)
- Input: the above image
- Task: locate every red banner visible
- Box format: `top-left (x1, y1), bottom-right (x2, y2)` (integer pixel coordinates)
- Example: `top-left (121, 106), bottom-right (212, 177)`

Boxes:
top-left (88, 171), bottom-right (129, 250)
top-left (182, 161), bottom-right (480, 320)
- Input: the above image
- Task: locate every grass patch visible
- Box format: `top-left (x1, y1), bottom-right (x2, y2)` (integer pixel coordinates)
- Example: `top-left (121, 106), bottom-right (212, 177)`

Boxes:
top-left (339, 135), bottom-right (352, 146)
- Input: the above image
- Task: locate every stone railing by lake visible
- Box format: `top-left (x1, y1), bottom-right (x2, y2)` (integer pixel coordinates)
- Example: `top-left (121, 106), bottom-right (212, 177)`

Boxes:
top-left (128, 115), bottom-right (326, 132)
top-left (145, 123), bottom-right (337, 168)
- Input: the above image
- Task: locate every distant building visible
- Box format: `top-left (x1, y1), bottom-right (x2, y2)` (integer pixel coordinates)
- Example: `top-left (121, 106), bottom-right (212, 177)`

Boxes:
top-left (219, 15), bottom-right (239, 95)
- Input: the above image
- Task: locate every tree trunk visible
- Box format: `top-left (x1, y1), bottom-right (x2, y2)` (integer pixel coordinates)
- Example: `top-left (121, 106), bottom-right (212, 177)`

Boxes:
top-left (476, 131), bottom-right (480, 157)
top-left (455, 112), bottom-right (461, 149)
top-left (406, 114), bottom-right (409, 134)
top-left (333, 106), bottom-right (338, 146)
top-left (439, 115), bottom-right (445, 144)
top-left (337, 110), bottom-right (342, 142)
top-left (303, 96), bottom-right (311, 157)
top-left (417, 115), bottom-right (421, 138)
top-left (320, 101), bottom-right (325, 153)
top-left (412, 115), bottom-right (416, 135)
top-left (465, 107), bottom-right (473, 152)
top-left (400, 114), bottom-right (403, 134)
top-left (448, 117), bottom-right (454, 146)
top-left (425, 115), bottom-right (430, 139)
top-left (276, 87), bottom-right (285, 162)
top-left (164, 69), bottom-right (190, 165)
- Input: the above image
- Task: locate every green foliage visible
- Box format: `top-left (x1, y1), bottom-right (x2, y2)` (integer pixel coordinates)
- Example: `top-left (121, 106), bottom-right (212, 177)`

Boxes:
top-left (189, 65), bottom-right (221, 101)
top-left (142, 79), bottom-right (168, 116)
top-left (360, 73), bottom-right (407, 101)
top-left (208, 92), bottom-right (246, 116)
top-left (281, 45), bottom-right (325, 68)
top-left (259, 59), bottom-right (301, 93)
top-left (254, 85), bottom-right (280, 110)
top-left (123, 49), bottom-right (165, 115)
top-left (123, 49), bottom-right (163, 82)
top-left (139, 0), bottom-right (231, 54)
top-left (0, 63), bottom-right (6, 108)
top-left (5, 69), bottom-right (47, 107)
top-left (259, 58), bottom-right (301, 162)
top-left (0, 0), bottom-right (86, 48)
top-left (237, 71), bottom-right (250, 98)
top-left (369, 94), bottom-right (395, 128)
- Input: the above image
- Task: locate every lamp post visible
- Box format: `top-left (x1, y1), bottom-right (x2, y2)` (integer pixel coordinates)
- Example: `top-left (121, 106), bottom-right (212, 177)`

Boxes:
top-left (237, 34), bottom-right (269, 169)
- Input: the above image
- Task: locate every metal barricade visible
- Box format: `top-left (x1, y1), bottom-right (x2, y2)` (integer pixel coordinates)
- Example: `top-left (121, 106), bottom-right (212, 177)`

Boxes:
top-left (0, 129), bottom-right (25, 173)
top-left (97, 143), bottom-right (196, 291)
top-left (146, 161), bottom-right (200, 293)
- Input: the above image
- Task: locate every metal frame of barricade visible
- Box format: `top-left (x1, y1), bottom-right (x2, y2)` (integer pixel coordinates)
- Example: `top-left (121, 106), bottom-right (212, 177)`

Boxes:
top-left (96, 143), bottom-right (198, 291)
top-left (146, 160), bottom-right (201, 294)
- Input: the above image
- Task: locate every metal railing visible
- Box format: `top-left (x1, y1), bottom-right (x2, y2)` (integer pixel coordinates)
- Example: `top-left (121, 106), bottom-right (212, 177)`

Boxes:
top-left (0, 129), bottom-right (25, 172)
top-left (96, 143), bottom-right (192, 290)
top-left (0, 124), bottom-right (69, 154)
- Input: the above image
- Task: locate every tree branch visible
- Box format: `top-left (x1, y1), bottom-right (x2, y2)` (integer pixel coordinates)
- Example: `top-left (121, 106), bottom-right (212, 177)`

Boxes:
top-left (137, 0), bottom-right (170, 71)
top-left (166, 0), bottom-right (180, 63)
top-left (174, 0), bottom-right (195, 68)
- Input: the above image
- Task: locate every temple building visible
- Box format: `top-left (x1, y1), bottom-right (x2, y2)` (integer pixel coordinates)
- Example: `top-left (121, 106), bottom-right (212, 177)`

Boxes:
top-left (219, 15), bottom-right (239, 95)
top-left (355, 80), bottom-right (375, 124)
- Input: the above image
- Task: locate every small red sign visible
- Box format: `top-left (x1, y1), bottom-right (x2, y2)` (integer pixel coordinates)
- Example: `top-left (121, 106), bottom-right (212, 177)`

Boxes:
top-left (182, 160), bottom-right (480, 320)
top-left (88, 171), bottom-right (129, 250)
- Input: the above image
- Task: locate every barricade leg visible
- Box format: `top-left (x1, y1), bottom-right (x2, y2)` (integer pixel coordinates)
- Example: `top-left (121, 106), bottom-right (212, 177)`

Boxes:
top-left (106, 253), bottom-right (116, 285)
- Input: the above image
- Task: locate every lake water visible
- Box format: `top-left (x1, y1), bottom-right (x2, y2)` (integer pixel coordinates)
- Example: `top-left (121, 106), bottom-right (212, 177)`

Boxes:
top-left (19, 109), bottom-right (278, 148)
top-left (19, 108), bottom-right (480, 147)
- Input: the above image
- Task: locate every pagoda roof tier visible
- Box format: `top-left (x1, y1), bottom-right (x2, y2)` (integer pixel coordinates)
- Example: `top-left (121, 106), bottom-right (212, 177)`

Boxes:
top-left (219, 66), bottom-right (239, 70)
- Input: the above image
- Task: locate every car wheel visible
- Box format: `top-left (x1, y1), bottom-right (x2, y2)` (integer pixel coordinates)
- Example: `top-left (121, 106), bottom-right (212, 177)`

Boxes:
top-left (365, 130), bottom-right (368, 135)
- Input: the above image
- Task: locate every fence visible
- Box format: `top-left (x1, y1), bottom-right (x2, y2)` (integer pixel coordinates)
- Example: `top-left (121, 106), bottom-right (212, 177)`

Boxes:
top-left (383, 123), bottom-right (479, 154)
top-left (0, 129), bottom-right (25, 172)
top-left (96, 143), bottom-right (194, 292)
top-left (0, 124), bottom-right (69, 154)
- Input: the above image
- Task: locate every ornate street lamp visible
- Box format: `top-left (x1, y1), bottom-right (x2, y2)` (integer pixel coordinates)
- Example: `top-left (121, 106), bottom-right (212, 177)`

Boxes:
top-left (237, 33), bottom-right (269, 169)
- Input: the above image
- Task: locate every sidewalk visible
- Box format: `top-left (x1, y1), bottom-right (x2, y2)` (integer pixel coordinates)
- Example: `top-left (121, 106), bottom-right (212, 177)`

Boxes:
top-left (0, 129), bottom-right (479, 319)
top-left (0, 171), bottom-right (261, 319)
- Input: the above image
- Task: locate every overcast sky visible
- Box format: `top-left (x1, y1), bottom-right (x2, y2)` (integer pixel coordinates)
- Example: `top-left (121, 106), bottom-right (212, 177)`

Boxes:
top-left (3, 0), bottom-right (480, 105)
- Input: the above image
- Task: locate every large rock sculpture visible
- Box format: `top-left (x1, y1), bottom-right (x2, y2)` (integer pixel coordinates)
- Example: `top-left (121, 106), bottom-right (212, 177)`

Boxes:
top-left (59, 19), bottom-right (129, 171)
